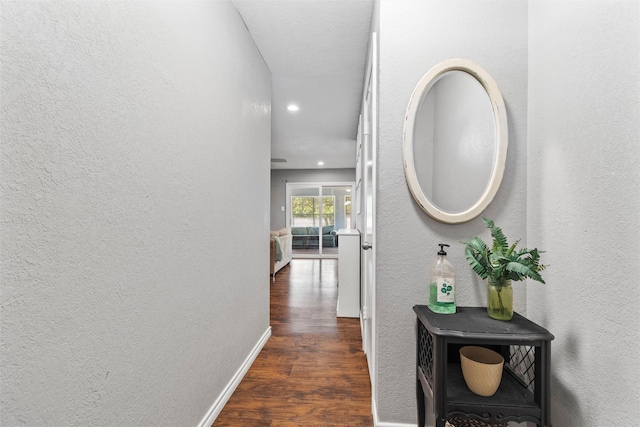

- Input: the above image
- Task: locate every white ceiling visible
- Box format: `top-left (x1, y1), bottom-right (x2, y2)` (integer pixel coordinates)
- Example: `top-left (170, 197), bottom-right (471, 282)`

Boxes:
top-left (232, 0), bottom-right (374, 170)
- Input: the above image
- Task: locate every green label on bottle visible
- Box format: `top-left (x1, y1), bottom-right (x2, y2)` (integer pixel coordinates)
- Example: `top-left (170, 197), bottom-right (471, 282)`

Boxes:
top-left (436, 277), bottom-right (455, 303)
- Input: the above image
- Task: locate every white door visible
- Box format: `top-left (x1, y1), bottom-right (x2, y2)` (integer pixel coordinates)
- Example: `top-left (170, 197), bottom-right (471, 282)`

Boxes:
top-left (358, 32), bottom-right (377, 398)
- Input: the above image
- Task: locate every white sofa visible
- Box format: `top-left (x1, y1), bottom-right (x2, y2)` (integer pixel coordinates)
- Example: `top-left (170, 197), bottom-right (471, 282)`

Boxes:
top-left (270, 229), bottom-right (292, 281)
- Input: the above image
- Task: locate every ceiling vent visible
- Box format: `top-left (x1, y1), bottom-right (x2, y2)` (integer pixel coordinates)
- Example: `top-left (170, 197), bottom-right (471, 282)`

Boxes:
top-left (270, 158), bottom-right (287, 163)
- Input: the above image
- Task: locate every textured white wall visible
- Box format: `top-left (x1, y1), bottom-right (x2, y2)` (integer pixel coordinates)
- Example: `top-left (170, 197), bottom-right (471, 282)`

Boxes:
top-left (527, 1), bottom-right (640, 426)
top-left (376, 0), bottom-right (528, 423)
top-left (1, 1), bottom-right (271, 425)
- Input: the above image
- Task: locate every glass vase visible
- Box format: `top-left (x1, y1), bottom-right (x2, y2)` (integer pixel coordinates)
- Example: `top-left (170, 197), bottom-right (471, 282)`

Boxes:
top-left (487, 278), bottom-right (513, 321)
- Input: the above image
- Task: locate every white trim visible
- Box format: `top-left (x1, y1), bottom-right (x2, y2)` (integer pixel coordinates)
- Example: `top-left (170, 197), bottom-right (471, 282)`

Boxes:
top-left (197, 327), bottom-right (271, 427)
top-left (372, 398), bottom-right (417, 427)
top-left (369, 29), bottom-right (378, 411)
top-left (375, 422), bottom-right (417, 427)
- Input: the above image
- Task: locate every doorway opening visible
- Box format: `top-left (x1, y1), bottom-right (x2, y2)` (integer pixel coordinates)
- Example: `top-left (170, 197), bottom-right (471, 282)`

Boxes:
top-left (286, 182), bottom-right (355, 258)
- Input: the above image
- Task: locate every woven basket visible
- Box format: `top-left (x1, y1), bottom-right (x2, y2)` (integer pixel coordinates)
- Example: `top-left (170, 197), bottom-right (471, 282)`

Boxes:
top-left (446, 417), bottom-right (508, 427)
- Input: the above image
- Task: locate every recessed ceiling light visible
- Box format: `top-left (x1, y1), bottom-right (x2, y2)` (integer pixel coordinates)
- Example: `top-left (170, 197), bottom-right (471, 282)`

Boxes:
top-left (286, 104), bottom-right (299, 112)
top-left (317, 161), bottom-right (324, 166)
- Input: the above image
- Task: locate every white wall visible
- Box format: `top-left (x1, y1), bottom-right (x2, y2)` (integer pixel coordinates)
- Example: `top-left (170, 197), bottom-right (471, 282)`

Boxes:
top-left (0, 2), bottom-right (271, 425)
top-left (376, 0), bottom-right (528, 423)
top-left (527, 1), bottom-right (640, 426)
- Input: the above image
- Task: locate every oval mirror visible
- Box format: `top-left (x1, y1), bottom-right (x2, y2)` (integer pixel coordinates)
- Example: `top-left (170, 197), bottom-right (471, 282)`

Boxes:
top-left (402, 58), bottom-right (508, 224)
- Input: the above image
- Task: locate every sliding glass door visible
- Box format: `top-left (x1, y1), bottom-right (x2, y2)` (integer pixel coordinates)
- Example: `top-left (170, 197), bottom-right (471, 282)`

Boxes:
top-left (286, 182), bottom-right (354, 258)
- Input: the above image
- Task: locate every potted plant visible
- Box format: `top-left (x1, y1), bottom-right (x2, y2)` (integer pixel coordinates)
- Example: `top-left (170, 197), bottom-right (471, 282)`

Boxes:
top-left (462, 217), bottom-right (546, 320)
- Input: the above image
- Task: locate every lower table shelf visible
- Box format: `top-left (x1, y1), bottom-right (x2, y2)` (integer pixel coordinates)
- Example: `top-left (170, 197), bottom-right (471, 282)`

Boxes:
top-left (445, 362), bottom-right (541, 421)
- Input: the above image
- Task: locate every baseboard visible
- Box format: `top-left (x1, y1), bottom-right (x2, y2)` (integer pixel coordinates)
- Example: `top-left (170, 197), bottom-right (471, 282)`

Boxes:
top-left (197, 327), bottom-right (272, 427)
top-left (373, 398), bottom-right (417, 427)
top-left (376, 422), bottom-right (417, 427)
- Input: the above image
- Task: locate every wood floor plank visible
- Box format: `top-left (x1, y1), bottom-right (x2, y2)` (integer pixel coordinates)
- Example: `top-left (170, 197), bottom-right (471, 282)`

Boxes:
top-left (213, 259), bottom-right (373, 426)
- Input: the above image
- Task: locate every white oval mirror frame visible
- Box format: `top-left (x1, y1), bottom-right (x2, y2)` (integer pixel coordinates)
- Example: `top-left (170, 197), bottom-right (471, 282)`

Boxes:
top-left (402, 58), bottom-right (508, 224)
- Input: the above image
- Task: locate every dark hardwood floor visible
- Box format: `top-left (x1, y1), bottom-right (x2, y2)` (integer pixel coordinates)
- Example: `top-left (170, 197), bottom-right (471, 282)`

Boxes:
top-left (213, 259), bottom-right (373, 427)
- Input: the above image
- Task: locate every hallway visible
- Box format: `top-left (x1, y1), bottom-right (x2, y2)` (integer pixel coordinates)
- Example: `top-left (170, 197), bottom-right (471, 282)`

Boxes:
top-left (213, 259), bottom-right (373, 426)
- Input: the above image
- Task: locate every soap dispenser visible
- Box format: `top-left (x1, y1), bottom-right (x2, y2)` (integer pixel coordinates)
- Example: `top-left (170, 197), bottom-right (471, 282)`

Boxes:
top-left (427, 243), bottom-right (456, 314)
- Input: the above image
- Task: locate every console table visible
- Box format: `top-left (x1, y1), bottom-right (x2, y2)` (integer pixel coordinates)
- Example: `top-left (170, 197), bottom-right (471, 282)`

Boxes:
top-left (413, 306), bottom-right (554, 427)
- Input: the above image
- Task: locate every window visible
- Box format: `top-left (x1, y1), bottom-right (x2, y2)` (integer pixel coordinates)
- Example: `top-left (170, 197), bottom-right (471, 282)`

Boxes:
top-left (291, 196), bottom-right (335, 227)
top-left (344, 195), bottom-right (352, 229)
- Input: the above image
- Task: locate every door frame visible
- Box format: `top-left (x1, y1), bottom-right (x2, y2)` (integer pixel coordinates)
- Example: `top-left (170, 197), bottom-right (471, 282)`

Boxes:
top-left (358, 31), bottom-right (378, 405)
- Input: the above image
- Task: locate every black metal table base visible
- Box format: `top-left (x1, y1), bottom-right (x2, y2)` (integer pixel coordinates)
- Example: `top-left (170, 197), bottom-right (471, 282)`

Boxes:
top-left (414, 306), bottom-right (554, 427)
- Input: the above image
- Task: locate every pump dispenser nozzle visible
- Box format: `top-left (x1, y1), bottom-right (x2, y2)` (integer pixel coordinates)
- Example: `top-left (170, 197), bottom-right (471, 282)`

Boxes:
top-left (438, 243), bottom-right (450, 255)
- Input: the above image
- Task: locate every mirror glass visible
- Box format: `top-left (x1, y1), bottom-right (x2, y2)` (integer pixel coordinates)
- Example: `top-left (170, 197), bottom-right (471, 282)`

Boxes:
top-left (413, 70), bottom-right (495, 214)
top-left (403, 59), bottom-right (508, 223)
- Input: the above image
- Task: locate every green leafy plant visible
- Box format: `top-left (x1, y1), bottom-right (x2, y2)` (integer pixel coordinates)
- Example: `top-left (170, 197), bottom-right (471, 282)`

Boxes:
top-left (462, 217), bottom-right (547, 286)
